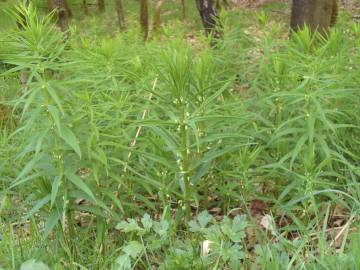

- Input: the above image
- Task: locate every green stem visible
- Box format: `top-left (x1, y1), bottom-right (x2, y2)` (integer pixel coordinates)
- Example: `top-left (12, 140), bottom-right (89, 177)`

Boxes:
top-left (204, 178), bottom-right (209, 210)
top-left (43, 81), bottom-right (76, 258)
top-left (212, 240), bottom-right (223, 270)
top-left (140, 236), bottom-right (151, 269)
top-left (180, 105), bottom-right (191, 221)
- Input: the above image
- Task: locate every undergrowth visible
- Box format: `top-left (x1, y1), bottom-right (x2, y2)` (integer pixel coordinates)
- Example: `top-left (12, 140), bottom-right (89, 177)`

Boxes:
top-left (0, 2), bottom-right (359, 270)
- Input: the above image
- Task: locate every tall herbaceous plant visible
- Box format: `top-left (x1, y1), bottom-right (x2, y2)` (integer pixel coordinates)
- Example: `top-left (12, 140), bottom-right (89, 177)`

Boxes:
top-left (1, 5), bottom-right (109, 256)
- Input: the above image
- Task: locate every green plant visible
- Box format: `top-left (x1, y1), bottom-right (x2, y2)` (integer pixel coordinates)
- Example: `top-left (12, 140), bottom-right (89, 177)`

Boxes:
top-left (113, 211), bottom-right (247, 269)
top-left (1, 5), bottom-right (107, 264)
top-left (257, 10), bottom-right (267, 28)
top-left (1, 1), bottom-right (359, 269)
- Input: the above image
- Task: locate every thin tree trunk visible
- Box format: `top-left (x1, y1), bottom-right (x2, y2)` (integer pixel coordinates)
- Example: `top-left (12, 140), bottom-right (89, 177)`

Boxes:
top-left (216, 0), bottom-right (221, 13)
top-left (98, 0), bottom-right (105, 12)
top-left (140, 0), bottom-right (149, 41)
top-left (290, 0), bottom-right (338, 35)
top-left (83, 0), bottom-right (89, 15)
top-left (223, 0), bottom-right (229, 9)
top-left (115, 0), bottom-right (126, 31)
top-left (54, 0), bottom-right (69, 31)
top-left (50, 0), bottom-right (72, 19)
top-left (153, 0), bottom-right (165, 32)
top-left (47, 0), bottom-right (55, 12)
top-left (195, 0), bottom-right (221, 39)
top-left (181, 0), bottom-right (186, 20)
top-left (330, 0), bottom-right (338, 27)
top-left (63, 0), bottom-right (73, 18)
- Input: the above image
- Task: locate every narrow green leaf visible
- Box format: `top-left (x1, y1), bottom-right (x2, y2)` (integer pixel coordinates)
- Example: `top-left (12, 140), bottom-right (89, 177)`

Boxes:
top-left (60, 125), bottom-right (82, 158)
top-left (290, 134), bottom-right (307, 168)
top-left (65, 172), bottom-right (96, 202)
top-left (46, 84), bottom-right (64, 115)
top-left (44, 210), bottom-right (61, 238)
top-left (48, 105), bottom-right (61, 133)
top-left (14, 155), bottom-right (41, 184)
top-left (11, 173), bottom-right (41, 189)
top-left (51, 175), bottom-right (62, 208)
top-left (25, 195), bottom-right (51, 219)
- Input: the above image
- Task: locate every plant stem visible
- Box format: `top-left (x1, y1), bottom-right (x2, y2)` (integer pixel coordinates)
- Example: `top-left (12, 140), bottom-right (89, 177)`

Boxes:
top-left (180, 105), bottom-right (191, 221)
top-left (204, 178), bottom-right (209, 209)
top-left (140, 236), bottom-right (151, 268)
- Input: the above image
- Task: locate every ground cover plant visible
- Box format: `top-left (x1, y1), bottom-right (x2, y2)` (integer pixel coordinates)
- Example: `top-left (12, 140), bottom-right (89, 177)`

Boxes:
top-left (0, 0), bottom-right (360, 269)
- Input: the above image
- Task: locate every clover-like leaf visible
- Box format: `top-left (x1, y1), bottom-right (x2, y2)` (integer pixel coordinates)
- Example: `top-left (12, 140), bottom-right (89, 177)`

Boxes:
top-left (189, 211), bottom-right (213, 232)
top-left (153, 220), bottom-right (169, 238)
top-left (197, 211), bottom-right (213, 227)
top-left (221, 215), bottom-right (247, 243)
top-left (20, 259), bottom-right (50, 270)
top-left (141, 213), bottom-right (153, 231)
top-left (116, 219), bottom-right (141, 233)
top-left (123, 241), bottom-right (143, 259)
top-left (114, 255), bottom-right (131, 270)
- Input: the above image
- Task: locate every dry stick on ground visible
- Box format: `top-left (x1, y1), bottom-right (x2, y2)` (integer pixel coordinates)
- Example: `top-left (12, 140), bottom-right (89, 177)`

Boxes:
top-left (353, 14), bottom-right (360, 22)
top-left (271, 9), bottom-right (289, 15)
top-left (329, 214), bottom-right (357, 248)
top-left (110, 78), bottom-right (158, 212)
top-left (290, 226), bottom-right (357, 243)
top-left (289, 213), bottom-right (358, 245)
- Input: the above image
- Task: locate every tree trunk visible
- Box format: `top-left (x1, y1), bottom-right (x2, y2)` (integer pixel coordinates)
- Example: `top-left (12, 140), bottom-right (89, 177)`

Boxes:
top-left (140, 0), bottom-right (149, 41)
top-left (153, 0), bottom-right (165, 32)
top-left (83, 0), bottom-right (89, 15)
top-left (330, 1), bottom-right (338, 27)
top-left (63, 0), bottom-right (73, 18)
top-left (195, 0), bottom-right (221, 38)
top-left (216, 0), bottom-right (221, 13)
top-left (98, 0), bottom-right (105, 12)
top-left (223, 0), bottom-right (229, 9)
top-left (290, 0), bottom-right (338, 35)
top-left (49, 0), bottom-right (72, 19)
top-left (115, 0), bottom-right (126, 31)
top-left (181, 0), bottom-right (186, 20)
top-left (54, 0), bottom-right (69, 31)
top-left (47, 0), bottom-right (55, 13)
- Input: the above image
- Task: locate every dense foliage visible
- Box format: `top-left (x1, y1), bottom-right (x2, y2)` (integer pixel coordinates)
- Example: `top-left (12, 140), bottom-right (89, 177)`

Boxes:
top-left (0, 1), bottom-right (359, 269)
